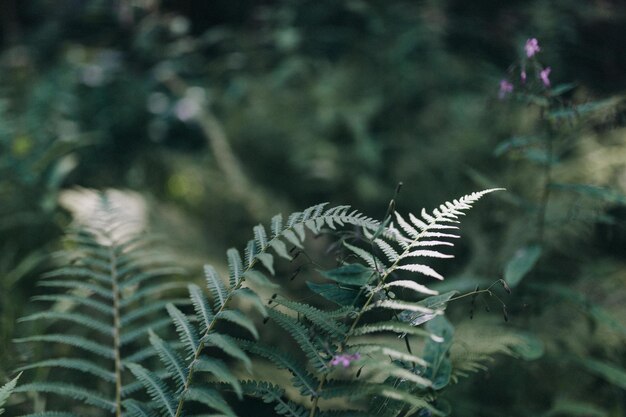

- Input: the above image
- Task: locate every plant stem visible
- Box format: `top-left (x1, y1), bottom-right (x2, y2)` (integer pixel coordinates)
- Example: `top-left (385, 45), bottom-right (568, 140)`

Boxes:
top-left (109, 246), bottom-right (123, 417)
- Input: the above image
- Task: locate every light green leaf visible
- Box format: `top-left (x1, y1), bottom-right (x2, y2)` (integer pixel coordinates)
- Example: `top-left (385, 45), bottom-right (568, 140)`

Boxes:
top-left (504, 244), bottom-right (542, 287)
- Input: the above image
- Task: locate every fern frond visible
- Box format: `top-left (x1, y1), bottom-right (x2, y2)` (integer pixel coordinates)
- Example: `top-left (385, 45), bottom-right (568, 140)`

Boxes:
top-left (32, 294), bottom-right (114, 316)
top-left (381, 280), bottom-right (439, 296)
top-left (350, 321), bottom-right (432, 339)
top-left (238, 340), bottom-right (319, 397)
top-left (272, 296), bottom-right (348, 337)
top-left (14, 335), bottom-right (114, 359)
top-left (240, 381), bottom-right (308, 417)
top-left (184, 387), bottom-right (237, 417)
top-left (15, 359), bottom-right (115, 382)
top-left (267, 309), bottom-right (328, 371)
top-left (13, 383), bottom-right (115, 412)
top-left (193, 357), bottom-right (243, 399)
top-left (215, 310), bottom-right (259, 339)
top-left (347, 344), bottom-right (429, 367)
top-left (127, 363), bottom-right (177, 417)
top-left (0, 372), bottom-right (21, 414)
top-left (202, 332), bottom-right (252, 372)
top-left (149, 331), bottom-right (188, 391)
top-left (18, 311), bottom-right (113, 336)
top-left (123, 399), bottom-right (159, 417)
top-left (166, 303), bottom-right (200, 357)
top-left (227, 248), bottom-right (244, 287)
top-left (204, 265), bottom-right (229, 311)
top-left (188, 284), bottom-right (215, 333)
top-left (38, 279), bottom-right (113, 299)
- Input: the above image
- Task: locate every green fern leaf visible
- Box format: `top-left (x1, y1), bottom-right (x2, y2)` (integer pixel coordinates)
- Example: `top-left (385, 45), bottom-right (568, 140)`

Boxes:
top-left (31, 294), bottom-right (113, 316)
top-left (216, 310), bottom-right (259, 339)
top-left (14, 335), bottom-right (114, 359)
top-left (0, 372), bottom-right (21, 414)
top-left (42, 267), bottom-right (112, 285)
top-left (255, 253), bottom-right (275, 275)
top-left (382, 280), bottom-right (438, 296)
top-left (188, 284), bottom-right (215, 333)
top-left (15, 413), bottom-right (80, 417)
top-left (120, 298), bottom-right (190, 326)
top-left (270, 213), bottom-right (283, 238)
top-left (227, 248), bottom-right (244, 287)
top-left (127, 363), bottom-right (176, 417)
top-left (204, 265), bottom-right (229, 310)
top-left (166, 303), bottom-right (199, 357)
top-left (121, 317), bottom-right (173, 346)
top-left (38, 280), bottom-right (113, 299)
top-left (202, 332), bottom-right (252, 372)
top-left (253, 224), bottom-right (269, 251)
top-left (232, 288), bottom-right (267, 317)
top-left (149, 330), bottom-right (187, 391)
top-left (194, 356), bottom-right (243, 399)
top-left (393, 264), bottom-right (443, 280)
top-left (238, 340), bottom-right (319, 397)
top-left (272, 296), bottom-right (348, 337)
top-left (13, 383), bottom-right (115, 412)
top-left (269, 239), bottom-right (292, 261)
top-left (350, 321), bottom-right (433, 339)
top-left (243, 270), bottom-right (279, 289)
top-left (184, 387), bottom-right (237, 417)
top-left (267, 309), bottom-right (327, 371)
top-left (123, 399), bottom-right (159, 417)
top-left (15, 359), bottom-right (115, 382)
top-left (18, 311), bottom-right (113, 336)
top-left (347, 344), bottom-right (428, 367)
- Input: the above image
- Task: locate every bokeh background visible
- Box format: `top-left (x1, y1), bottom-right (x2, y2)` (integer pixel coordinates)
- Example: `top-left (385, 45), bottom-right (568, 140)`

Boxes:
top-left (1, 1), bottom-right (625, 416)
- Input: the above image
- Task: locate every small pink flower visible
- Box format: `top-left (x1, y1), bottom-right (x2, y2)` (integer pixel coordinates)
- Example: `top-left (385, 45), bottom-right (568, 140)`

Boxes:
top-left (525, 38), bottom-right (541, 58)
top-left (540, 67), bottom-right (551, 87)
top-left (520, 69), bottom-right (527, 84)
top-left (498, 79), bottom-right (514, 99)
top-left (330, 353), bottom-right (361, 368)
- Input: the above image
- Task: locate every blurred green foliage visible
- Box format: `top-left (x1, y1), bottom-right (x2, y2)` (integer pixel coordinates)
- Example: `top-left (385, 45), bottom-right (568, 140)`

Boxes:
top-left (1, 0), bottom-right (625, 415)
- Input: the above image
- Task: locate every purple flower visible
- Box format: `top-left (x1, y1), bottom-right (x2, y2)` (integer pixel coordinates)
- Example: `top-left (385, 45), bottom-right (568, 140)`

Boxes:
top-left (330, 353), bottom-right (361, 368)
top-left (540, 67), bottom-right (551, 87)
top-left (498, 79), bottom-right (514, 99)
top-left (520, 69), bottom-right (527, 84)
top-left (525, 38), bottom-right (541, 58)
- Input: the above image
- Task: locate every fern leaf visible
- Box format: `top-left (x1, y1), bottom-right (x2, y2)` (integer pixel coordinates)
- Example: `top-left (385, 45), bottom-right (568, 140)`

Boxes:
top-left (184, 387), bottom-right (237, 417)
top-left (149, 331), bottom-right (187, 391)
top-left (120, 298), bottom-right (190, 326)
top-left (241, 381), bottom-right (307, 417)
top-left (253, 224), bottom-right (269, 251)
top-left (272, 296), bottom-right (348, 337)
top-left (255, 253), bottom-right (275, 275)
top-left (281, 229), bottom-right (303, 249)
top-left (0, 372), bottom-right (21, 414)
top-left (188, 284), bottom-right (215, 333)
top-left (13, 383), bottom-right (115, 412)
top-left (121, 317), bottom-right (173, 346)
top-left (404, 250), bottom-right (453, 259)
top-left (216, 310), bottom-right (259, 339)
top-left (204, 265), bottom-right (228, 310)
top-left (38, 280), bottom-right (112, 299)
top-left (269, 239), bottom-right (292, 260)
top-left (166, 303), bottom-right (199, 357)
top-left (343, 242), bottom-right (381, 271)
top-left (382, 280), bottom-right (438, 296)
top-left (270, 213), bottom-right (283, 238)
top-left (15, 359), bottom-right (115, 383)
top-left (393, 264), bottom-right (443, 280)
top-left (14, 335), bottom-right (114, 359)
top-left (193, 357), bottom-right (243, 399)
top-left (15, 413), bottom-right (80, 417)
top-left (120, 266), bottom-right (185, 288)
top-left (202, 332), bottom-right (252, 372)
top-left (374, 239), bottom-right (399, 263)
top-left (233, 288), bottom-right (267, 317)
top-left (394, 212), bottom-right (420, 239)
top-left (364, 300), bottom-right (434, 315)
top-left (348, 344), bottom-right (429, 367)
top-left (227, 248), bottom-right (244, 287)
top-left (127, 363), bottom-right (176, 417)
top-left (18, 312), bottom-right (113, 336)
top-left (350, 321), bottom-right (433, 339)
top-left (238, 340), bottom-right (319, 397)
top-left (32, 294), bottom-right (113, 316)
top-left (123, 399), bottom-right (159, 417)
top-left (360, 359), bottom-right (432, 387)
top-left (243, 270), bottom-right (279, 289)
top-left (267, 309), bottom-right (327, 371)
top-left (42, 267), bottom-right (112, 285)
top-left (120, 282), bottom-right (188, 307)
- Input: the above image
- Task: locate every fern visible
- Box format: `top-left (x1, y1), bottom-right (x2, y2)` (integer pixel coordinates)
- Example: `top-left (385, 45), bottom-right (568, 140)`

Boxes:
top-left (12, 193), bottom-right (186, 416)
top-left (10, 191), bottom-right (507, 417)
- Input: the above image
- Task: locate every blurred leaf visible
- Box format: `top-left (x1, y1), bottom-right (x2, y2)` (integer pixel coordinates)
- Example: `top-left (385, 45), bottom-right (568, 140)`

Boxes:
top-left (398, 291), bottom-right (458, 327)
top-left (306, 281), bottom-right (360, 306)
top-left (423, 316), bottom-right (454, 390)
top-left (547, 83), bottom-right (578, 97)
top-left (504, 244), bottom-right (542, 288)
top-left (548, 97), bottom-right (623, 120)
top-left (0, 372), bottom-right (21, 414)
top-left (542, 398), bottom-right (607, 417)
top-left (550, 183), bottom-right (626, 205)
top-left (575, 357), bottom-right (626, 390)
top-left (318, 264), bottom-right (373, 286)
top-left (493, 136), bottom-right (542, 157)
top-left (510, 333), bottom-right (544, 360)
